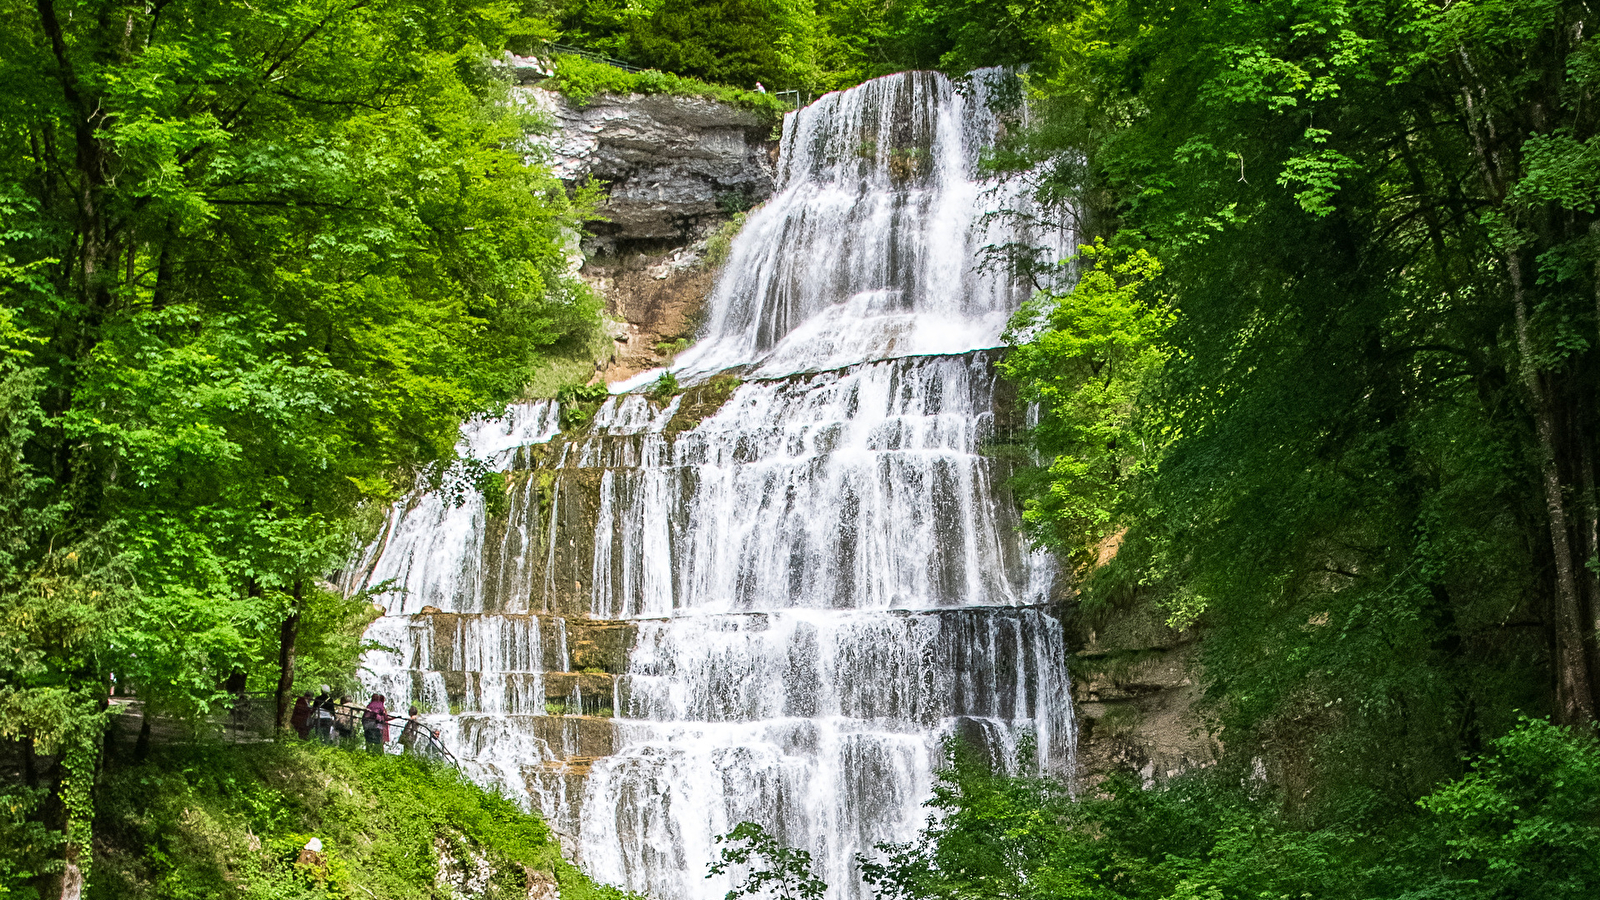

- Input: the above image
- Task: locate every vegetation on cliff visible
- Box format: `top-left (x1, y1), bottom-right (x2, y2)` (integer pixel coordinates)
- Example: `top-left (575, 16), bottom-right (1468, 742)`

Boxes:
top-left (977, 0), bottom-right (1600, 894)
top-left (543, 54), bottom-right (789, 117)
top-left (528, 0), bottom-right (1063, 93)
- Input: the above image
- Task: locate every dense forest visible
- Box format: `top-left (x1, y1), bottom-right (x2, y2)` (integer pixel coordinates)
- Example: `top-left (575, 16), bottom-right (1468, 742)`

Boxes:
top-left (3, 0), bottom-right (1600, 898)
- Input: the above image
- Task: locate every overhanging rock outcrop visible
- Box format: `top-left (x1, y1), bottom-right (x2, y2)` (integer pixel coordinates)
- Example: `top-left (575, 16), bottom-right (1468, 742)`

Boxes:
top-left (519, 86), bottom-right (777, 255)
top-left (516, 83), bottom-right (778, 380)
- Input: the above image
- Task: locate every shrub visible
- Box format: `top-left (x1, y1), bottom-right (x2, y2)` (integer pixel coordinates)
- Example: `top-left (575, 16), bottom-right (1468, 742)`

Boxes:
top-left (546, 55), bottom-right (786, 121)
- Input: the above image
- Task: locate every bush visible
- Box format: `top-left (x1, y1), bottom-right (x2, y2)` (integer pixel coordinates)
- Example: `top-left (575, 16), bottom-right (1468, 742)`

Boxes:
top-left (859, 720), bottom-right (1600, 900)
top-left (547, 55), bottom-right (786, 121)
top-left (647, 371), bottom-right (679, 404)
top-left (1411, 717), bottom-right (1600, 899)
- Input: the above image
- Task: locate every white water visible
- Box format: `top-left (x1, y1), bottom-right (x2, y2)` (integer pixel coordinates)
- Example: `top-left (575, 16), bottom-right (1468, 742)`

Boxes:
top-left (349, 69), bottom-right (1074, 900)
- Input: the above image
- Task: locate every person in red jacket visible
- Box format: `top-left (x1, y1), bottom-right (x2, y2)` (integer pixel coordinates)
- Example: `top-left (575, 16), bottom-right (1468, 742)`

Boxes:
top-left (290, 692), bottom-right (313, 739)
top-left (362, 694), bottom-right (390, 752)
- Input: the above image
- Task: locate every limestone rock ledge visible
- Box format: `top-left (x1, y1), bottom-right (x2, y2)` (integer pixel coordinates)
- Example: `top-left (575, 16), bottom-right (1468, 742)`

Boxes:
top-left (519, 86), bottom-right (777, 254)
top-left (1065, 601), bottom-right (1218, 791)
top-left (518, 85), bottom-right (778, 382)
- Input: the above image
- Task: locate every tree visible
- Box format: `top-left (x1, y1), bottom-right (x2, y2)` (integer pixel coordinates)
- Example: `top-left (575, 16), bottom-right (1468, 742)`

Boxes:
top-left (630, 0), bottom-right (788, 89)
top-left (0, 1), bottom-right (595, 894)
top-left (1000, 238), bottom-right (1169, 573)
top-left (707, 821), bottom-right (827, 900)
top-left (996, 0), bottom-right (1600, 826)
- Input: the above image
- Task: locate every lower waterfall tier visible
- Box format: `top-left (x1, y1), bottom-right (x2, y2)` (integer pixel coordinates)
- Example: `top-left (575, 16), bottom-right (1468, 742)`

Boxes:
top-left (364, 605), bottom-right (1070, 900)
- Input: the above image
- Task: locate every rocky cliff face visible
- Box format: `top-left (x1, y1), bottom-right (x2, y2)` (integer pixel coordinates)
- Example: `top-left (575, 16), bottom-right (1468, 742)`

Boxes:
top-left (522, 88), bottom-right (776, 254)
top-left (519, 85), bottom-right (778, 381)
top-left (1064, 600), bottom-right (1217, 790)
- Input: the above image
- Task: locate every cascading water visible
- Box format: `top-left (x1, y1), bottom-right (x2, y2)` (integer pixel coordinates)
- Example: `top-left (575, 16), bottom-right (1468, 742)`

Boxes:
top-left (347, 69), bottom-right (1074, 900)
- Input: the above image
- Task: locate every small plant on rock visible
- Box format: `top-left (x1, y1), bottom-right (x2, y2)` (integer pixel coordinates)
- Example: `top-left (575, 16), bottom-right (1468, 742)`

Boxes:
top-left (557, 382), bottom-right (610, 431)
top-left (647, 371), bottom-right (679, 405)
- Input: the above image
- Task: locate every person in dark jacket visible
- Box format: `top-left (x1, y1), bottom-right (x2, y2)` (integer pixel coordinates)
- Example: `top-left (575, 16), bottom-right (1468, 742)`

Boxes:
top-left (362, 694), bottom-right (389, 752)
top-left (399, 706), bottom-right (425, 754)
top-left (290, 692), bottom-right (313, 739)
top-left (312, 685), bottom-right (336, 743)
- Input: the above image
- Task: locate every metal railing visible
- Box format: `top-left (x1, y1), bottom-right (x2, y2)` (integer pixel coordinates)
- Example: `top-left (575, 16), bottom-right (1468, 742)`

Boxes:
top-left (122, 691), bottom-right (460, 766)
top-left (543, 42), bottom-right (646, 74)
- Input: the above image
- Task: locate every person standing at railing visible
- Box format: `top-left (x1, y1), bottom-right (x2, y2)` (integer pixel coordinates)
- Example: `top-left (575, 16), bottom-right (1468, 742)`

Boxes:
top-left (290, 692), bottom-right (313, 739)
top-left (313, 685), bottom-right (336, 743)
top-left (417, 728), bottom-right (450, 763)
top-left (362, 694), bottom-right (390, 752)
top-left (399, 706), bottom-right (424, 754)
top-left (334, 695), bottom-right (357, 743)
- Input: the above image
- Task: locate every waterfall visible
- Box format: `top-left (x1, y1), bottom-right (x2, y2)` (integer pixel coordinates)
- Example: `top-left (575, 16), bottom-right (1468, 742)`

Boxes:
top-left (349, 69), bottom-right (1073, 900)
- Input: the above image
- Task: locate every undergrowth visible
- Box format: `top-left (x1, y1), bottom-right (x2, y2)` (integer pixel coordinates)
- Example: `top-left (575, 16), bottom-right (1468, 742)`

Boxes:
top-left (547, 55), bottom-right (786, 120)
top-left (90, 740), bottom-right (631, 900)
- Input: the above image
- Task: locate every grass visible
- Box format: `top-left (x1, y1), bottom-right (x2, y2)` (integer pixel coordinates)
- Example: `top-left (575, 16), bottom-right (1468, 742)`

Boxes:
top-left (90, 740), bottom-right (633, 900)
top-left (522, 316), bottom-right (619, 401)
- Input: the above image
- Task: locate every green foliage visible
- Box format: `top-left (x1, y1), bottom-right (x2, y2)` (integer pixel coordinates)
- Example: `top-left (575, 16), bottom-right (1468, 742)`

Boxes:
top-left (1414, 718), bottom-right (1600, 899)
top-left (862, 720), bottom-right (1600, 900)
top-left (631, 0), bottom-right (788, 89)
top-left (537, 0), bottom-right (1079, 92)
top-left (90, 740), bottom-right (621, 900)
top-left (546, 54), bottom-right (786, 118)
top-left (708, 821), bottom-right (826, 900)
top-left (647, 371), bottom-right (680, 404)
top-left (1002, 239), bottom-right (1169, 572)
top-left (996, 0), bottom-right (1600, 825)
top-left (0, 783), bottom-right (60, 896)
top-left (0, 0), bottom-right (602, 884)
top-left (556, 382), bottom-right (611, 431)
top-left (875, 0), bottom-right (1069, 74)
top-left (479, 469), bottom-right (513, 519)
top-left (704, 213), bottom-right (750, 269)
top-left (247, 586), bottom-right (384, 699)
top-left (655, 338), bottom-right (691, 359)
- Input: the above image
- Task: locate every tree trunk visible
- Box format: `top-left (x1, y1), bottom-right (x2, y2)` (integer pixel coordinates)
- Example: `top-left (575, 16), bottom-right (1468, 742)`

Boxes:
top-left (133, 708), bottom-right (152, 762)
top-left (1507, 250), bottom-right (1597, 724)
top-left (1453, 51), bottom-right (1597, 723)
top-left (274, 581), bottom-right (303, 730)
top-left (36, 731), bottom-right (102, 900)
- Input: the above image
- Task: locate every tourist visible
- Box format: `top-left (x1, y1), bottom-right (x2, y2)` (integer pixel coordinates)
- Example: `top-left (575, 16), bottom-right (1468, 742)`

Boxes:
top-left (313, 685), bottom-right (336, 743)
top-left (334, 695), bottom-right (356, 743)
top-left (290, 692), bottom-right (313, 739)
top-left (399, 706), bottom-right (424, 753)
top-left (363, 694), bottom-right (390, 752)
top-left (418, 728), bottom-right (449, 763)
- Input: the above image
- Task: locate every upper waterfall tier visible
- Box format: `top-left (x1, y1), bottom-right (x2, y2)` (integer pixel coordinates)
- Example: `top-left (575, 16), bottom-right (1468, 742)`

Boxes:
top-left (617, 69), bottom-right (1068, 387)
top-left (348, 352), bottom-right (1050, 618)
